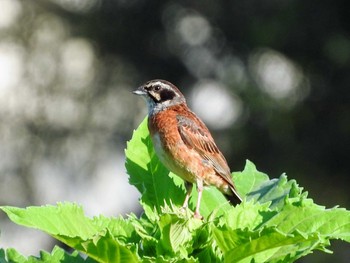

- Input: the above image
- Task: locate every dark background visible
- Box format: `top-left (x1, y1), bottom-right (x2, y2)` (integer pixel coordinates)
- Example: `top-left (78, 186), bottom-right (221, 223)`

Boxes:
top-left (0, 0), bottom-right (349, 261)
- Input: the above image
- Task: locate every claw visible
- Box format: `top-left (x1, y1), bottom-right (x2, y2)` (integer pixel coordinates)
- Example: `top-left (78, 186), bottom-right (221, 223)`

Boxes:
top-left (193, 211), bottom-right (203, 220)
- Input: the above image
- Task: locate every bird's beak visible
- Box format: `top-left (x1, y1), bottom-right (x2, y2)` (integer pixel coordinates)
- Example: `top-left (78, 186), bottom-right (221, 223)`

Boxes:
top-left (132, 86), bottom-right (146, 96)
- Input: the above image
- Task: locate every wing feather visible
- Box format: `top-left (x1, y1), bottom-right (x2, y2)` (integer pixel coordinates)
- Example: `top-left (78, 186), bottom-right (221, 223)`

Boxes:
top-left (176, 115), bottom-right (234, 185)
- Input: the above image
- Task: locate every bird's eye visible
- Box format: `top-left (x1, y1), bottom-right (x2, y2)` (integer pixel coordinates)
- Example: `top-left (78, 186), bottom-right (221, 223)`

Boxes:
top-left (154, 85), bottom-right (160, 91)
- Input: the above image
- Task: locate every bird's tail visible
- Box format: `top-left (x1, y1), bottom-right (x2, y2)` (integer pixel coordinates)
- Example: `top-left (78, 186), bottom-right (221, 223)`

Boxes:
top-left (224, 187), bottom-right (242, 205)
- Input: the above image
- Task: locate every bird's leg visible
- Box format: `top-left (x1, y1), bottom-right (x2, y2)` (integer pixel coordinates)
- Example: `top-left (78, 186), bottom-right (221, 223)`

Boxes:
top-left (194, 179), bottom-right (203, 219)
top-left (182, 182), bottom-right (193, 209)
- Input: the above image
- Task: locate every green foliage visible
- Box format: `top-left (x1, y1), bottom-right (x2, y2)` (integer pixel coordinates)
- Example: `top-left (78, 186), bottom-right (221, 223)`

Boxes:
top-left (1, 117), bottom-right (349, 262)
top-left (0, 246), bottom-right (94, 262)
top-left (1, 204), bottom-right (139, 263)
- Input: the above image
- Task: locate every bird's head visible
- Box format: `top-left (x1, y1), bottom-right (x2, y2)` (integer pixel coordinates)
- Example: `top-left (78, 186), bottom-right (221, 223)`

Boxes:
top-left (133, 79), bottom-right (186, 115)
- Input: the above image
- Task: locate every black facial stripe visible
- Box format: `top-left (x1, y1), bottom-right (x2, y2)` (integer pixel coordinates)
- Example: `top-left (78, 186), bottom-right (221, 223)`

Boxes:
top-left (159, 89), bottom-right (176, 102)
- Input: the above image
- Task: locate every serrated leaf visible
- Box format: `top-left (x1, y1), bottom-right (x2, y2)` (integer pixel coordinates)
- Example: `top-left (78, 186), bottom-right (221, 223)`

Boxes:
top-left (234, 161), bottom-right (306, 210)
top-left (217, 227), bottom-right (325, 263)
top-left (212, 221), bottom-right (329, 263)
top-left (247, 173), bottom-right (304, 209)
top-left (217, 201), bottom-right (276, 230)
top-left (126, 117), bottom-right (239, 218)
top-left (3, 249), bottom-right (26, 263)
top-left (91, 214), bottom-right (140, 244)
top-left (1, 246), bottom-right (93, 263)
top-left (1, 116), bottom-right (350, 263)
top-left (1, 203), bottom-right (98, 239)
top-left (156, 214), bottom-right (197, 257)
top-left (74, 230), bottom-right (139, 263)
top-left (263, 200), bottom-right (350, 242)
top-left (211, 196), bottom-right (350, 262)
top-left (0, 204), bottom-right (140, 263)
top-left (142, 255), bottom-right (198, 263)
top-left (233, 160), bottom-right (269, 197)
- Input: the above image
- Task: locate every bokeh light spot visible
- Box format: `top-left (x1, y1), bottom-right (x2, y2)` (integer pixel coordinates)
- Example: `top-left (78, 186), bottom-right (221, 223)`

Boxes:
top-left (60, 38), bottom-right (96, 89)
top-left (176, 13), bottom-right (211, 46)
top-left (0, 0), bottom-right (22, 29)
top-left (249, 48), bottom-right (308, 106)
top-left (190, 80), bottom-right (243, 129)
top-left (0, 42), bottom-right (24, 95)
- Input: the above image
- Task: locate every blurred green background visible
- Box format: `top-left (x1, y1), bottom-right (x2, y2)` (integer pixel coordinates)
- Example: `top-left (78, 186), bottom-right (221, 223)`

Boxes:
top-left (0, 0), bottom-right (349, 262)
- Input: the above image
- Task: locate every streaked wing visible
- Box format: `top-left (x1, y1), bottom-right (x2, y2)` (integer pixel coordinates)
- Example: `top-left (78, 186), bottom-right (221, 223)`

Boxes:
top-left (176, 115), bottom-right (234, 186)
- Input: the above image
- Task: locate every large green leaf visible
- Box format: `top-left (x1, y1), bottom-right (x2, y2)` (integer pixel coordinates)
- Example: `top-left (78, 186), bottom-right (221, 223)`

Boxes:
top-left (263, 199), bottom-right (350, 242)
top-left (125, 117), bottom-right (231, 219)
top-left (1, 118), bottom-right (349, 263)
top-left (246, 173), bottom-right (304, 209)
top-left (125, 118), bottom-right (185, 220)
top-left (212, 226), bottom-right (325, 263)
top-left (1, 203), bottom-right (98, 239)
top-left (233, 160), bottom-right (269, 197)
top-left (0, 204), bottom-right (140, 263)
top-left (0, 246), bottom-right (95, 263)
top-left (210, 196), bottom-right (350, 262)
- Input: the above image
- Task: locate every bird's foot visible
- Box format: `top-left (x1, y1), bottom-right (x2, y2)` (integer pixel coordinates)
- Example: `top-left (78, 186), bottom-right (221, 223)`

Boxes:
top-left (193, 212), bottom-right (203, 220)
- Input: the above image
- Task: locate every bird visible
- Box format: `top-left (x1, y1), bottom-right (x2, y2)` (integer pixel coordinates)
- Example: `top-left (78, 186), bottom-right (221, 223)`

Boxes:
top-left (133, 79), bottom-right (242, 219)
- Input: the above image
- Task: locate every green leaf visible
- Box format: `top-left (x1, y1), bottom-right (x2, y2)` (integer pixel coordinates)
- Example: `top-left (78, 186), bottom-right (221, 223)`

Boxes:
top-left (235, 161), bottom-right (305, 209)
top-left (1, 117), bottom-right (350, 263)
top-left (0, 204), bottom-right (140, 263)
top-left (217, 201), bottom-right (276, 230)
top-left (233, 160), bottom-right (269, 197)
top-left (126, 117), bottom-right (238, 218)
top-left (1, 203), bottom-right (98, 239)
top-left (73, 230), bottom-right (139, 263)
top-left (263, 199), bottom-right (350, 242)
top-left (125, 117), bottom-right (186, 220)
top-left (156, 212), bottom-right (203, 258)
top-left (91, 214), bottom-right (140, 244)
top-left (210, 195), bottom-right (350, 262)
top-left (0, 246), bottom-right (94, 263)
top-left (213, 226), bottom-right (326, 263)
top-left (0, 249), bottom-right (6, 263)
top-left (2, 249), bottom-right (27, 263)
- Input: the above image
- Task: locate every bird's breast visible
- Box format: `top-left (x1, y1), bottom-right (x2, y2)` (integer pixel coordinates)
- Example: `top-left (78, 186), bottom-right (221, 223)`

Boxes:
top-left (148, 112), bottom-right (197, 182)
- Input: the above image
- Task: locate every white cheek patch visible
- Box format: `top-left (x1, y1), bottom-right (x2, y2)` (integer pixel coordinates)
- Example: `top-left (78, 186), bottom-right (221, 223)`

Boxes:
top-left (149, 91), bottom-right (161, 101)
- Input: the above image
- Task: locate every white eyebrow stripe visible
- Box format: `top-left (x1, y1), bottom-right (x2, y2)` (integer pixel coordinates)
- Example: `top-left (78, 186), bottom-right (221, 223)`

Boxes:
top-left (145, 81), bottom-right (169, 89)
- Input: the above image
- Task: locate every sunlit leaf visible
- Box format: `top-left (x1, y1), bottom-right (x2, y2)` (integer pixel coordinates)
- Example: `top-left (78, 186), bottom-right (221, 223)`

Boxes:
top-left (1, 118), bottom-right (349, 263)
top-left (125, 117), bottom-right (185, 220)
top-left (0, 204), bottom-right (139, 263)
top-left (0, 246), bottom-right (94, 263)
